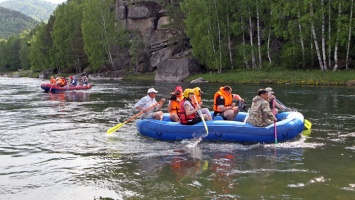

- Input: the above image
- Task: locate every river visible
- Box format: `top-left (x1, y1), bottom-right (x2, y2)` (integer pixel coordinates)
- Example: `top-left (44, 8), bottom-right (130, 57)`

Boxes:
top-left (0, 77), bottom-right (354, 200)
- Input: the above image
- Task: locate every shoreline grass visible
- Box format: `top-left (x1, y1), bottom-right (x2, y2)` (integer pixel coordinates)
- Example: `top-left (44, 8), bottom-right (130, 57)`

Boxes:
top-left (123, 69), bottom-right (355, 85)
top-left (186, 70), bottom-right (355, 85)
top-left (3, 69), bottom-right (355, 85)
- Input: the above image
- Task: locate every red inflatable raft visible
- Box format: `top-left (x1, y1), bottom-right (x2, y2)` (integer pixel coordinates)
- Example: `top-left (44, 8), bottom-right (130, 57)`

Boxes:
top-left (41, 83), bottom-right (92, 92)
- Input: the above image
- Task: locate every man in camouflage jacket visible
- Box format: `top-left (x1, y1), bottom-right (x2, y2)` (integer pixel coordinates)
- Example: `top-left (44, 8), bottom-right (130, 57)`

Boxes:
top-left (246, 89), bottom-right (277, 127)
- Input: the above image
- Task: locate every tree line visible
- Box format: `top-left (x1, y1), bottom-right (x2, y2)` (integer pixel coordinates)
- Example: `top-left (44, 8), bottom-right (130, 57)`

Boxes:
top-left (181, 0), bottom-right (354, 72)
top-left (0, 0), bottom-right (130, 74)
top-left (0, 0), bottom-right (354, 74)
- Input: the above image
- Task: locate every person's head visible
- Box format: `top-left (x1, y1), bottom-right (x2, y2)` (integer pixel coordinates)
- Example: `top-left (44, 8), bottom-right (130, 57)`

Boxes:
top-left (70, 76), bottom-right (73, 79)
top-left (257, 89), bottom-right (269, 100)
top-left (183, 88), bottom-right (195, 99)
top-left (265, 87), bottom-right (274, 94)
top-left (223, 85), bottom-right (232, 94)
top-left (147, 88), bottom-right (158, 97)
top-left (193, 87), bottom-right (203, 96)
top-left (175, 86), bottom-right (183, 96)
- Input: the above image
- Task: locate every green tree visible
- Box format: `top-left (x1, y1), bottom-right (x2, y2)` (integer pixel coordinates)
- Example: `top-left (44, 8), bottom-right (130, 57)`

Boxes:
top-left (51, 1), bottom-right (86, 73)
top-left (18, 29), bottom-right (32, 70)
top-left (82, 0), bottom-right (117, 71)
top-left (28, 21), bottom-right (53, 72)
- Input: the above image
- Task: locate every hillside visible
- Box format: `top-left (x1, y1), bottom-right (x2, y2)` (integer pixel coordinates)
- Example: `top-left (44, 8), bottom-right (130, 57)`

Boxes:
top-left (0, 0), bottom-right (57, 22)
top-left (0, 6), bottom-right (38, 39)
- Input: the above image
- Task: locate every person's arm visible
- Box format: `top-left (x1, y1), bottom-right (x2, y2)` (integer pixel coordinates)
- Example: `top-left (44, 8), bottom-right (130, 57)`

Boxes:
top-left (167, 100), bottom-right (173, 112)
top-left (217, 96), bottom-right (235, 112)
top-left (262, 102), bottom-right (277, 122)
top-left (184, 102), bottom-right (199, 116)
top-left (275, 101), bottom-right (286, 110)
top-left (156, 98), bottom-right (165, 110)
top-left (233, 94), bottom-right (244, 102)
top-left (133, 97), bottom-right (147, 112)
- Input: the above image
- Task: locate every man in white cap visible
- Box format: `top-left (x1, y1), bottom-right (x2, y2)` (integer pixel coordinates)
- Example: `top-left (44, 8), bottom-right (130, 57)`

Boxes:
top-left (265, 87), bottom-right (289, 114)
top-left (133, 88), bottom-right (166, 120)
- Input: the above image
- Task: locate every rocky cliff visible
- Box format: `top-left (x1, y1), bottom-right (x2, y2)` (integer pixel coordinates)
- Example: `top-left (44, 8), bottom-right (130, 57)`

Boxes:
top-left (114, 0), bottom-right (202, 82)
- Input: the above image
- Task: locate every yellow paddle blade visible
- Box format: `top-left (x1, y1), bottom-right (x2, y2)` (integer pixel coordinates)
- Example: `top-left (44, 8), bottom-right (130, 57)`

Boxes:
top-left (202, 160), bottom-right (209, 171)
top-left (304, 119), bottom-right (312, 130)
top-left (302, 129), bottom-right (312, 137)
top-left (107, 123), bottom-right (125, 134)
top-left (202, 119), bottom-right (209, 134)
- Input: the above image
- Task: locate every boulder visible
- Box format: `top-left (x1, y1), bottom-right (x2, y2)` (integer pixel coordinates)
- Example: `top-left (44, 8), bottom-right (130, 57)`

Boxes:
top-left (157, 16), bottom-right (169, 29)
top-left (127, 3), bottom-right (160, 19)
top-left (155, 58), bottom-right (202, 82)
top-left (190, 77), bottom-right (208, 84)
top-left (89, 73), bottom-right (123, 80)
top-left (39, 69), bottom-right (52, 79)
top-left (150, 48), bottom-right (174, 69)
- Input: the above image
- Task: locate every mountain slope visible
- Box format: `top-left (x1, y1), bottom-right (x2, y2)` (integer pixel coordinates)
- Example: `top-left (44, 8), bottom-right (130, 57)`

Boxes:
top-left (0, 6), bottom-right (38, 39)
top-left (0, 0), bottom-right (57, 22)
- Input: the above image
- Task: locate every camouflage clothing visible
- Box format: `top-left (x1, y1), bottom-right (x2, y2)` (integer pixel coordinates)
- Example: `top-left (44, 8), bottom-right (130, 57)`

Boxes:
top-left (246, 95), bottom-right (277, 127)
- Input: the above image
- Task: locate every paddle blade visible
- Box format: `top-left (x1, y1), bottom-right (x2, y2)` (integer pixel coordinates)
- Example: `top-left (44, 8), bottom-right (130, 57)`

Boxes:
top-left (197, 108), bottom-right (208, 134)
top-left (202, 120), bottom-right (209, 134)
top-left (107, 123), bottom-right (124, 134)
top-left (304, 119), bottom-right (312, 130)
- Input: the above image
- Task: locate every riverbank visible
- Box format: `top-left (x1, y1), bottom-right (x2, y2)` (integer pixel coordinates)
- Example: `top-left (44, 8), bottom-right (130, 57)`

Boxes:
top-left (123, 69), bottom-right (355, 85)
top-left (3, 69), bottom-right (355, 85)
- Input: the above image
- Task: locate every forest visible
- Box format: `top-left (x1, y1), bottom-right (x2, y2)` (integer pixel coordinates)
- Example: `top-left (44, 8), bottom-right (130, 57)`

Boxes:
top-left (0, 0), bottom-right (57, 22)
top-left (0, 7), bottom-right (38, 39)
top-left (0, 0), bottom-right (354, 75)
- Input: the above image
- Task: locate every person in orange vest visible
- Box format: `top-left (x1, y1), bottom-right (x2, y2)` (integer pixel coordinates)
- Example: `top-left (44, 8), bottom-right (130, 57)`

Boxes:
top-left (213, 85), bottom-right (244, 120)
top-left (192, 87), bottom-right (212, 120)
top-left (50, 76), bottom-right (56, 84)
top-left (61, 77), bottom-right (67, 86)
top-left (167, 86), bottom-right (184, 122)
top-left (56, 76), bottom-right (65, 86)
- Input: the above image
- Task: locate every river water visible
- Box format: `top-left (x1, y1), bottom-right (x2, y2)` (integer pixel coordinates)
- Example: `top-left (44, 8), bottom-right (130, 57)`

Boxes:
top-left (0, 77), bottom-right (354, 200)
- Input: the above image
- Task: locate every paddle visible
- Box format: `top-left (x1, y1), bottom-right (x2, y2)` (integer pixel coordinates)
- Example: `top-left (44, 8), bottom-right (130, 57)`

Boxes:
top-left (193, 95), bottom-right (208, 134)
top-left (243, 108), bottom-right (250, 123)
top-left (49, 84), bottom-right (53, 92)
top-left (106, 101), bottom-right (162, 134)
top-left (273, 99), bottom-right (278, 144)
top-left (275, 99), bottom-right (312, 130)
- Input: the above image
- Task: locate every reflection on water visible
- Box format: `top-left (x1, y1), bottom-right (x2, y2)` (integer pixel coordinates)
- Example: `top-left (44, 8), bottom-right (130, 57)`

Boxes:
top-left (48, 91), bottom-right (90, 102)
top-left (0, 77), bottom-right (354, 200)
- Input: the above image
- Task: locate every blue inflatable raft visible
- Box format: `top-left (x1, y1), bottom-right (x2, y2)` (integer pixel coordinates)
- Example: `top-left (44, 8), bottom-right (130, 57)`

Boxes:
top-left (136, 112), bottom-right (305, 143)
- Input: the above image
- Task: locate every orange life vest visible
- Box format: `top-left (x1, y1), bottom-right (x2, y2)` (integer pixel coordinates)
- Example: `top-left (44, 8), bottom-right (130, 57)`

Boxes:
top-left (179, 99), bottom-right (196, 124)
top-left (61, 77), bottom-right (67, 86)
top-left (192, 94), bottom-right (202, 106)
top-left (169, 95), bottom-right (183, 116)
top-left (57, 78), bottom-right (64, 86)
top-left (50, 77), bottom-right (56, 84)
top-left (213, 87), bottom-right (233, 112)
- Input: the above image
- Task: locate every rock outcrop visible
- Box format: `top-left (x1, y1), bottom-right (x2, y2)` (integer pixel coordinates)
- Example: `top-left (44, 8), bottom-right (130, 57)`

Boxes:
top-left (115, 0), bottom-right (202, 81)
top-left (190, 77), bottom-right (208, 84)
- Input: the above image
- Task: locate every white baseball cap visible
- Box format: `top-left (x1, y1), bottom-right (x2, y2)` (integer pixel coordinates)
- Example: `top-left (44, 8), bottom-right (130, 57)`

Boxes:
top-left (265, 87), bottom-right (274, 94)
top-left (147, 88), bottom-right (158, 94)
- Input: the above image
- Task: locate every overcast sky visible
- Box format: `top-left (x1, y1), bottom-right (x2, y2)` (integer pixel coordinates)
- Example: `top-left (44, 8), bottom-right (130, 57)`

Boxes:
top-left (43, 0), bottom-right (67, 4)
top-left (0, 0), bottom-right (67, 4)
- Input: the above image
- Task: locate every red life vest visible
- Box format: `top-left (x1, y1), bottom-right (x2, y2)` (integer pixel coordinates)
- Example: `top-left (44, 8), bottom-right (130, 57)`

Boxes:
top-left (179, 99), bottom-right (196, 124)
